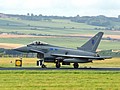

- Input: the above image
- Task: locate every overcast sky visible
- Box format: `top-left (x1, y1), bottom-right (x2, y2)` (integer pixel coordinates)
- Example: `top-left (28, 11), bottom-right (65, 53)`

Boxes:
top-left (0, 0), bottom-right (120, 17)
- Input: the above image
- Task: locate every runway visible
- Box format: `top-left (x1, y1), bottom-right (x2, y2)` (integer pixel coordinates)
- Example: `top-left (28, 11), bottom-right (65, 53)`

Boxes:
top-left (0, 67), bottom-right (120, 71)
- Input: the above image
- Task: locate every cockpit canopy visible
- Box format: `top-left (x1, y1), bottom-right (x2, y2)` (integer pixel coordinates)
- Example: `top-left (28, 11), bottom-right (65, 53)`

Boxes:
top-left (28, 41), bottom-right (48, 45)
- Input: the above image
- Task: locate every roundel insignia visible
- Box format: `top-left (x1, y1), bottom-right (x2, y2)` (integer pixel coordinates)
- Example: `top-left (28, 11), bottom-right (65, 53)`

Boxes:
top-left (50, 48), bottom-right (53, 50)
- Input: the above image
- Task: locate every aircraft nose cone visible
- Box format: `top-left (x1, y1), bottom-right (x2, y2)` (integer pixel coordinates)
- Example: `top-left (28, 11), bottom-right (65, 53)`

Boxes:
top-left (14, 47), bottom-right (23, 51)
top-left (14, 46), bottom-right (28, 52)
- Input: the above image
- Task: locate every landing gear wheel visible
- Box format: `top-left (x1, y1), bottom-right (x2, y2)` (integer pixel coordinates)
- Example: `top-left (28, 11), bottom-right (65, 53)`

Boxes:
top-left (73, 63), bottom-right (79, 69)
top-left (56, 62), bottom-right (61, 68)
top-left (41, 64), bottom-right (46, 68)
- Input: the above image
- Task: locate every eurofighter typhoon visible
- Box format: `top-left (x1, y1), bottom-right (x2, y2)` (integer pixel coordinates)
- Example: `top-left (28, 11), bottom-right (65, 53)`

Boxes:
top-left (14, 32), bottom-right (112, 68)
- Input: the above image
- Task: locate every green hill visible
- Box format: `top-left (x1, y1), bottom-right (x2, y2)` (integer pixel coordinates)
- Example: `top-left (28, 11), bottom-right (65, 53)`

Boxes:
top-left (0, 16), bottom-right (119, 51)
top-left (0, 17), bottom-right (104, 35)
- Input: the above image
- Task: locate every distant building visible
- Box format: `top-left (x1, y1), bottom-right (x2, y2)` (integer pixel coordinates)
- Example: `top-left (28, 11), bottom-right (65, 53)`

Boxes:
top-left (0, 13), bottom-right (9, 18)
top-left (112, 49), bottom-right (120, 53)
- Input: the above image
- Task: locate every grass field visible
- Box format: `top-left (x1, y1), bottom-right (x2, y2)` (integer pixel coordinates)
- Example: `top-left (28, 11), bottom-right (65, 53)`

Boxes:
top-left (0, 70), bottom-right (120, 90)
top-left (0, 18), bottom-right (120, 36)
top-left (0, 58), bottom-right (120, 68)
top-left (0, 18), bottom-right (103, 29)
top-left (0, 58), bottom-right (120, 90)
top-left (0, 18), bottom-right (103, 36)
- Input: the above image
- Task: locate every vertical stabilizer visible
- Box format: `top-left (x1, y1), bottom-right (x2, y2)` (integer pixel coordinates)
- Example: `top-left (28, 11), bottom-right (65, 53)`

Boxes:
top-left (77, 32), bottom-right (104, 52)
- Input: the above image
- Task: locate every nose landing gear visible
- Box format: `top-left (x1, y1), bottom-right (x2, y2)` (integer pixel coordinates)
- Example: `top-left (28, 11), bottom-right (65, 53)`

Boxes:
top-left (56, 61), bottom-right (61, 68)
top-left (37, 60), bottom-right (46, 68)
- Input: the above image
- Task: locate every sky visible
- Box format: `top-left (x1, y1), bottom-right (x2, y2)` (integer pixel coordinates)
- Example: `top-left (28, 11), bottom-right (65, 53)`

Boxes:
top-left (0, 0), bottom-right (120, 17)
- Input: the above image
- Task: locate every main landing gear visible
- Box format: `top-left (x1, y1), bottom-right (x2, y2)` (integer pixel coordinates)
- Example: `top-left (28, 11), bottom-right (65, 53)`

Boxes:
top-left (56, 61), bottom-right (61, 68)
top-left (37, 60), bottom-right (46, 68)
top-left (56, 61), bottom-right (79, 69)
top-left (73, 63), bottom-right (79, 69)
top-left (41, 64), bottom-right (46, 68)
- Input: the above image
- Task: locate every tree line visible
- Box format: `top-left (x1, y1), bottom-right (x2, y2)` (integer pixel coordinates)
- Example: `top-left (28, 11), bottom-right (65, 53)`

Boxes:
top-left (6, 13), bottom-right (120, 29)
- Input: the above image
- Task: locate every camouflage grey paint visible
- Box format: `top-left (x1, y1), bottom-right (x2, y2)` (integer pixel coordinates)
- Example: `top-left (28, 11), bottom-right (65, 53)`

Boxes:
top-left (14, 32), bottom-right (112, 68)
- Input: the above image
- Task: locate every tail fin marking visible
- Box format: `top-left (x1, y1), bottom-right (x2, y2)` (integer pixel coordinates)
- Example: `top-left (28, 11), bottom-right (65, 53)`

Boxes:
top-left (77, 32), bottom-right (104, 52)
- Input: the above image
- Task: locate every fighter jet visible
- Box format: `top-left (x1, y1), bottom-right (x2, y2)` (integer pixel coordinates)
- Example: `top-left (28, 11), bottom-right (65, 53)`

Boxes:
top-left (14, 32), bottom-right (112, 68)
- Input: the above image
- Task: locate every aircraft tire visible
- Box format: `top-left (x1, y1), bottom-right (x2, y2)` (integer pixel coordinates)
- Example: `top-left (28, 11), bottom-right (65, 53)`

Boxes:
top-left (56, 62), bottom-right (61, 68)
top-left (41, 64), bottom-right (46, 68)
top-left (73, 63), bottom-right (79, 69)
